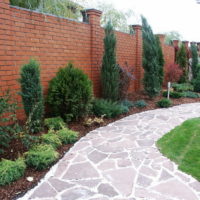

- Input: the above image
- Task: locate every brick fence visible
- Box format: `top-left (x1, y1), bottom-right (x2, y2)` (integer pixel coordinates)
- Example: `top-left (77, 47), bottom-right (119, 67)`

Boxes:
top-left (1, 0), bottom-right (199, 119)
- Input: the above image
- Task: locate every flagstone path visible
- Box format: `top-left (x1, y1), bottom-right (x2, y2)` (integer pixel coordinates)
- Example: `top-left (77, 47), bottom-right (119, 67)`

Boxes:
top-left (19, 103), bottom-right (200, 200)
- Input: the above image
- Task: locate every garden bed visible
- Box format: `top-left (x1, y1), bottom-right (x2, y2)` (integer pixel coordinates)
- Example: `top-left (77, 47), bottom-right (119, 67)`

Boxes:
top-left (0, 91), bottom-right (200, 200)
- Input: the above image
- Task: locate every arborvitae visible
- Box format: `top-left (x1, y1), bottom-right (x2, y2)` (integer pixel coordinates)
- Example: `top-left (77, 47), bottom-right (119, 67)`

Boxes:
top-left (191, 43), bottom-right (199, 79)
top-left (19, 59), bottom-right (44, 133)
top-left (156, 36), bottom-right (165, 86)
top-left (142, 16), bottom-right (161, 98)
top-left (101, 21), bottom-right (119, 101)
top-left (176, 43), bottom-right (188, 83)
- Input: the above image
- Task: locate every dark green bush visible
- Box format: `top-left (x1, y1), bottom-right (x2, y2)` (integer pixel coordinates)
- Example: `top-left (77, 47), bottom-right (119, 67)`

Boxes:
top-left (47, 63), bottom-right (93, 121)
top-left (10, 0), bottom-right (40, 10)
top-left (92, 99), bottom-right (128, 118)
top-left (57, 128), bottom-right (78, 144)
top-left (172, 83), bottom-right (194, 92)
top-left (25, 144), bottom-right (59, 170)
top-left (134, 100), bottom-right (148, 108)
top-left (19, 59), bottom-right (44, 133)
top-left (44, 117), bottom-right (66, 130)
top-left (0, 91), bottom-right (20, 154)
top-left (157, 98), bottom-right (172, 108)
top-left (193, 72), bottom-right (200, 92)
top-left (162, 91), bottom-right (183, 98)
top-left (182, 91), bottom-right (200, 98)
top-left (41, 130), bottom-right (62, 149)
top-left (0, 158), bottom-right (26, 186)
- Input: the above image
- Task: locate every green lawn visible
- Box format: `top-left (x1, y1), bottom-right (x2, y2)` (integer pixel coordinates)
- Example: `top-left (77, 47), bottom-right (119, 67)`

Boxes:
top-left (157, 118), bottom-right (200, 181)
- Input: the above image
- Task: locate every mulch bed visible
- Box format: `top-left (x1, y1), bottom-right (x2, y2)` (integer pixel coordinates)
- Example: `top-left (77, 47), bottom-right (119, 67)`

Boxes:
top-left (1, 91), bottom-right (200, 200)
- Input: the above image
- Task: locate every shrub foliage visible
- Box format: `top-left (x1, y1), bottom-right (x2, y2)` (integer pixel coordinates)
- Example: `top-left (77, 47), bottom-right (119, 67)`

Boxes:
top-left (44, 117), bottom-right (66, 130)
top-left (57, 128), bottom-right (78, 144)
top-left (190, 44), bottom-right (199, 80)
top-left (157, 98), bottom-right (172, 108)
top-left (165, 64), bottom-right (183, 84)
top-left (19, 59), bottom-right (44, 133)
top-left (47, 63), bottom-right (93, 121)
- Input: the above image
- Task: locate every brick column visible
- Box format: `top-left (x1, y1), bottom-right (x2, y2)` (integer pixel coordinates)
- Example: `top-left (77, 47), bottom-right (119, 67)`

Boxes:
top-left (85, 9), bottom-right (103, 97)
top-left (173, 40), bottom-right (179, 62)
top-left (132, 25), bottom-right (143, 91)
top-left (156, 34), bottom-right (166, 46)
top-left (197, 42), bottom-right (200, 57)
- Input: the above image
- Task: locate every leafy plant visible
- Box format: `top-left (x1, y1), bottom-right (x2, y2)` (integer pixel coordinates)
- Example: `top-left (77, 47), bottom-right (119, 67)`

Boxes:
top-left (182, 91), bottom-right (200, 98)
top-left (0, 91), bottom-right (20, 154)
top-left (57, 128), bottom-right (78, 144)
top-left (193, 72), bottom-right (200, 92)
top-left (10, 0), bottom-right (40, 10)
top-left (162, 91), bottom-right (183, 98)
top-left (0, 158), bottom-right (26, 186)
top-left (20, 132), bottom-right (40, 149)
top-left (101, 21), bottom-right (120, 101)
top-left (92, 99), bottom-right (128, 118)
top-left (19, 59), bottom-right (44, 133)
top-left (142, 16), bottom-right (162, 98)
top-left (84, 116), bottom-right (105, 127)
top-left (134, 100), bottom-right (148, 108)
top-left (157, 98), bottom-right (172, 108)
top-left (25, 144), bottom-right (59, 170)
top-left (120, 99), bottom-right (134, 109)
top-left (164, 64), bottom-right (183, 84)
top-left (191, 44), bottom-right (199, 80)
top-left (44, 117), bottom-right (66, 130)
top-left (41, 130), bottom-right (62, 149)
top-left (47, 63), bottom-right (93, 121)
top-left (172, 83), bottom-right (194, 92)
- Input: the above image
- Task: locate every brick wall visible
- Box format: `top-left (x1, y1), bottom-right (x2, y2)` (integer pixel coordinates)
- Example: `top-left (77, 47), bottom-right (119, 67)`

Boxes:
top-left (0, 1), bottom-right (143, 118)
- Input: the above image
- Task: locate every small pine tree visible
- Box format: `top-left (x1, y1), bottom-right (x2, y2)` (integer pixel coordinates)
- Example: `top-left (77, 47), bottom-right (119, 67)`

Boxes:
top-left (176, 43), bottom-right (188, 83)
top-left (101, 21), bottom-right (119, 101)
top-left (19, 59), bottom-right (44, 133)
top-left (191, 43), bottom-right (199, 79)
top-left (142, 16), bottom-right (161, 98)
top-left (156, 36), bottom-right (165, 86)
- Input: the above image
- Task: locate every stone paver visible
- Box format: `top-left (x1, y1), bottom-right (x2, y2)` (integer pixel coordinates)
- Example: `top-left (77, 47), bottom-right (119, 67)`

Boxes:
top-left (19, 103), bottom-right (200, 200)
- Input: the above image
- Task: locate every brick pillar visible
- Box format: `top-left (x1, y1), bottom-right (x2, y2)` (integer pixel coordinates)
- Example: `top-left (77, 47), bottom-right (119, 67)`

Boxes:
top-left (85, 9), bottom-right (103, 97)
top-left (132, 25), bottom-right (143, 91)
top-left (156, 34), bottom-right (166, 46)
top-left (197, 42), bottom-right (200, 57)
top-left (173, 40), bottom-right (179, 62)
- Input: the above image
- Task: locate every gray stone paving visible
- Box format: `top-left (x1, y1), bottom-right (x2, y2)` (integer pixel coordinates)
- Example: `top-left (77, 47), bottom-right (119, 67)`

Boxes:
top-left (19, 103), bottom-right (200, 200)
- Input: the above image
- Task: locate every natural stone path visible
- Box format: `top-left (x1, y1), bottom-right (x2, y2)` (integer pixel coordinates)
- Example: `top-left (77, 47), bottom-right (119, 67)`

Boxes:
top-left (19, 103), bottom-right (200, 200)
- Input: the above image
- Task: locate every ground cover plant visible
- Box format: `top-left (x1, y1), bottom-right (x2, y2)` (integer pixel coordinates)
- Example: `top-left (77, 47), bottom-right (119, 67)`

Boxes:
top-left (157, 118), bottom-right (200, 181)
top-left (44, 117), bottom-right (66, 130)
top-left (157, 98), bottom-right (172, 108)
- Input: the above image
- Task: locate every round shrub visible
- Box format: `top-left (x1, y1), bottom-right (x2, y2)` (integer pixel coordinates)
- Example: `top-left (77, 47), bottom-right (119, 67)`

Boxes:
top-left (47, 63), bottom-right (93, 121)
top-left (41, 130), bottom-right (62, 149)
top-left (57, 128), bottom-right (78, 144)
top-left (0, 158), bottom-right (26, 186)
top-left (157, 98), bottom-right (172, 108)
top-left (44, 117), bottom-right (66, 130)
top-left (25, 144), bottom-right (59, 170)
top-left (134, 100), bottom-right (148, 108)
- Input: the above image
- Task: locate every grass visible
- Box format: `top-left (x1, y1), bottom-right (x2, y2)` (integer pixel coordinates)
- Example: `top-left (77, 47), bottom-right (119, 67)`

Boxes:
top-left (157, 118), bottom-right (200, 181)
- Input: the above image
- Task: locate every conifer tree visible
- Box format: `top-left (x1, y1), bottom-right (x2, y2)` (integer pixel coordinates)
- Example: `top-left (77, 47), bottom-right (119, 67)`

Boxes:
top-left (19, 59), bottom-right (44, 133)
top-left (176, 43), bottom-right (188, 83)
top-left (101, 21), bottom-right (119, 101)
top-left (156, 36), bottom-right (165, 86)
top-left (142, 16), bottom-right (161, 98)
top-left (191, 43), bottom-right (199, 79)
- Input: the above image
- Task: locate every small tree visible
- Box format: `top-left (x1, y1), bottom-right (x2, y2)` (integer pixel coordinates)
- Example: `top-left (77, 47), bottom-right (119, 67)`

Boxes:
top-left (156, 36), bottom-right (165, 86)
top-left (176, 43), bottom-right (188, 83)
top-left (191, 43), bottom-right (199, 79)
top-left (101, 21), bottom-right (119, 101)
top-left (142, 16), bottom-right (161, 98)
top-left (19, 59), bottom-right (44, 133)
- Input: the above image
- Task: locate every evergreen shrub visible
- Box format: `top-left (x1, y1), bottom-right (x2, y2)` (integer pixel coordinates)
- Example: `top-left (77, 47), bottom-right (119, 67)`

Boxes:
top-left (44, 117), bottom-right (66, 130)
top-left (57, 128), bottom-right (78, 144)
top-left (157, 98), bottom-right (172, 108)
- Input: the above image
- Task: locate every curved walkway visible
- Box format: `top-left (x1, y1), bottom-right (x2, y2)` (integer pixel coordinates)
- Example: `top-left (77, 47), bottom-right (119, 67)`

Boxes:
top-left (20, 103), bottom-right (200, 200)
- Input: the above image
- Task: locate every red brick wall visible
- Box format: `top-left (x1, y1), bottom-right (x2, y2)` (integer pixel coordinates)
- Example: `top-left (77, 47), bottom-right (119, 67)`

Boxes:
top-left (0, 2), bottom-right (143, 118)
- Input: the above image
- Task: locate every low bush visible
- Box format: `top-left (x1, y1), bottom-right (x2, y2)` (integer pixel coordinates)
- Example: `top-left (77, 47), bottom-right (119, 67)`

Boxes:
top-left (44, 117), bottom-right (66, 130)
top-left (0, 158), bottom-right (26, 186)
top-left (41, 130), bottom-right (62, 149)
top-left (134, 100), bottom-right (148, 108)
top-left (57, 128), bottom-right (78, 144)
top-left (172, 83), bottom-right (194, 92)
top-left (47, 63), bottom-right (93, 122)
top-left (193, 72), bottom-right (200, 92)
top-left (120, 99), bottom-right (134, 109)
top-left (182, 91), bottom-right (200, 98)
top-left (92, 99), bottom-right (128, 118)
top-left (25, 144), bottom-right (59, 170)
top-left (157, 98), bottom-right (172, 108)
top-left (162, 91), bottom-right (183, 98)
